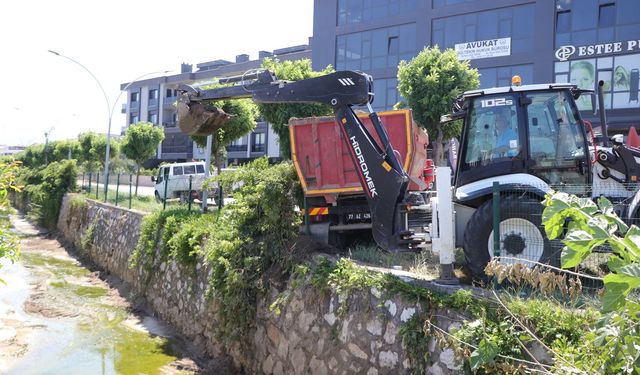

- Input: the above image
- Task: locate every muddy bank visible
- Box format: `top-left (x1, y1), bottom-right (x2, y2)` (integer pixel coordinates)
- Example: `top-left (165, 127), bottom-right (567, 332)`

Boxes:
top-left (0, 215), bottom-right (232, 374)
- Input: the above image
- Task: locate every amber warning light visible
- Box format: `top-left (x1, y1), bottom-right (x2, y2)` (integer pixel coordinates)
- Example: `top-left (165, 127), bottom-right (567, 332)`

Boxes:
top-left (511, 75), bottom-right (522, 86)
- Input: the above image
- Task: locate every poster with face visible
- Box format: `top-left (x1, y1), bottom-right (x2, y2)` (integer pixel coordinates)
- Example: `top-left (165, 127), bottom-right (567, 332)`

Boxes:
top-left (570, 60), bottom-right (595, 110)
top-left (612, 54), bottom-right (640, 108)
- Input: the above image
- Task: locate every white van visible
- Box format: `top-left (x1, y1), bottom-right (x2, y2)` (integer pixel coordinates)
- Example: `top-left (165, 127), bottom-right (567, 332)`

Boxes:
top-left (152, 161), bottom-right (207, 202)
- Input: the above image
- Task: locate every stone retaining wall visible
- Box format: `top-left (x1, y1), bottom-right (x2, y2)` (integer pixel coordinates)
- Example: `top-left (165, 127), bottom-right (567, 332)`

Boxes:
top-left (57, 194), bottom-right (468, 374)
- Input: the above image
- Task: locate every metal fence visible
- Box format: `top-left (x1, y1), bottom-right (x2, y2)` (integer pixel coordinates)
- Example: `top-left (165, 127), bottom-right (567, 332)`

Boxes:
top-left (490, 182), bottom-right (638, 290)
top-left (79, 171), bottom-right (224, 212)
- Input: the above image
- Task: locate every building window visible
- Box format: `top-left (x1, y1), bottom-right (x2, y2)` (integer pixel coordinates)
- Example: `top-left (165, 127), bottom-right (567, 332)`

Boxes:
top-left (599, 3), bottom-right (615, 28)
top-left (148, 112), bottom-right (158, 124)
top-left (337, 0), bottom-right (416, 26)
top-left (432, 0), bottom-right (481, 8)
top-left (554, 0), bottom-right (640, 47)
top-left (336, 24), bottom-right (416, 71)
top-left (130, 92), bottom-right (139, 102)
top-left (228, 137), bottom-right (248, 152)
top-left (130, 114), bottom-right (139, 124)
top-left (369, 78), bottom-right (404, 112)
top-left (251, 133), bottom-right (265, 153)
top-left (388, 36), bottom-right (399, 55)
top-left (149, 89), bottom-right (158, 100)
top-left (166, 88), bottom-right (176, 98)
top-left (432, 4), bottom-right (534, 54)
top-left (556, 10), bottom-right (571, 33)
top-left (478, 65), bottom-right (534, 89)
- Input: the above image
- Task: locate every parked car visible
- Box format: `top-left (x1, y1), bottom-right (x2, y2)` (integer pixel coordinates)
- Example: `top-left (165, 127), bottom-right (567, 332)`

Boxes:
top-left (152, 162), bottom-right (207, 202)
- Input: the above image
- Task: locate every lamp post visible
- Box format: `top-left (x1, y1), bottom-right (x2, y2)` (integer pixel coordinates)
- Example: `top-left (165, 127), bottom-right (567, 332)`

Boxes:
top-left (48, 50), bottom-right (169, 201)
top-left (44, 127), bottom-right (54, 164)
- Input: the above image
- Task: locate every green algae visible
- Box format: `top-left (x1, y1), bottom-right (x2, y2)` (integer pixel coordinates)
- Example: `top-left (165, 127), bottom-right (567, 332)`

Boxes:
top-left (14, 251), bottom-right (186, 374)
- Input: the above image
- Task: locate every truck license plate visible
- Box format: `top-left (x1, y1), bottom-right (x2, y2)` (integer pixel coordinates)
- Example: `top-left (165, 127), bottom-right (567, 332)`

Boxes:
top-left (346, 212), bottom-right (371, 221)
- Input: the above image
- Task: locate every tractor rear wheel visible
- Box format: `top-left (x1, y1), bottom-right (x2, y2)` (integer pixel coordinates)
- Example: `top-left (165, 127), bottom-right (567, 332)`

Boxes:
top-left (463, 195), bottom-right (561, 281)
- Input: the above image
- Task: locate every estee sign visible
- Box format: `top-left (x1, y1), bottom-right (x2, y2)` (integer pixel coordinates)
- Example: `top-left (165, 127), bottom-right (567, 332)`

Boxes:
top-left (555, 40), bottom-right (640, 61)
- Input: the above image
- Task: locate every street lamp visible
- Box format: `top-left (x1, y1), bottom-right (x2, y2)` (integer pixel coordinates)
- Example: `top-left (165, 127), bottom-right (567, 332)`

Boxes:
top-left (48, 50), bottom-right (169, 201)
top-left (44, 127), bottom-right (54, 164)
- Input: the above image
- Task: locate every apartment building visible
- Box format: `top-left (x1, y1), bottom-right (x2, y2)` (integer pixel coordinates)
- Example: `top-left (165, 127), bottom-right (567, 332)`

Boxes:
top-left (121, 43), bottom-right (311, 166)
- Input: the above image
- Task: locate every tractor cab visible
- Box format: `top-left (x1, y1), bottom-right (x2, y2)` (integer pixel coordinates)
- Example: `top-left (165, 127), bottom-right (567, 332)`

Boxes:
top-left (445, 80), bottom-right (593, 204)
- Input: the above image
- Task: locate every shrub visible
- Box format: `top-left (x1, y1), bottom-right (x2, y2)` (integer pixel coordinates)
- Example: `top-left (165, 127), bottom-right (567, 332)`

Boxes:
top-left (0, 161), bottom-right (22, 282)
top-left (17, 160), bottom-right (77, 229)
top-left (129, 158), bottom-right (302, 350)
top-left (204, 158), bottom-right (302, 348)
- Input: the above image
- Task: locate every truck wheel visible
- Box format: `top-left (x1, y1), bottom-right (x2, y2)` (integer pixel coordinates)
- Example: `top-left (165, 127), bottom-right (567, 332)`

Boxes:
top-left (463, 195), bottom-right (561, 281)
top-left (329, 231), bottom-right (345, 250)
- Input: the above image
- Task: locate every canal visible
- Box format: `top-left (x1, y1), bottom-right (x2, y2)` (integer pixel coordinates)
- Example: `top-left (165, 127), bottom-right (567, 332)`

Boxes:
top-left (0, 215), bottom-right (227, 374)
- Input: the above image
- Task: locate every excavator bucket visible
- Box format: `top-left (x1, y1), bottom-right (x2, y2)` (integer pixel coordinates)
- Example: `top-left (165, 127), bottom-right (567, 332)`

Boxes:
top-left (177, 101), bottom-right (233, 136)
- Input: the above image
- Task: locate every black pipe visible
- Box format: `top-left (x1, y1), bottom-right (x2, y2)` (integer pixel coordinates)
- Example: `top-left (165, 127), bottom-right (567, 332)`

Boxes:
top-left (598, 80), bottom-right (609, 147)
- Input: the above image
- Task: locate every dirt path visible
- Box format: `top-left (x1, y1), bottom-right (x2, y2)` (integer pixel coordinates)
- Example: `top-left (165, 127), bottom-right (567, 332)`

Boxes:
top-left (0, 215), bottom-right (230, 374)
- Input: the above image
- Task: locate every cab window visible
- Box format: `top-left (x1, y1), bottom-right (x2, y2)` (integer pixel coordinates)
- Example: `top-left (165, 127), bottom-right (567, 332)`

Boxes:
top-left (461, 95), bottom-right (520, 170)
top-left (525, 91), bottom-right (588, 189)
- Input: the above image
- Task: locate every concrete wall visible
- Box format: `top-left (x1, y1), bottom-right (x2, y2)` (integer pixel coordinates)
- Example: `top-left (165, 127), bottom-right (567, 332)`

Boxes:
top-left (57, 194), bottom-right (468, 374)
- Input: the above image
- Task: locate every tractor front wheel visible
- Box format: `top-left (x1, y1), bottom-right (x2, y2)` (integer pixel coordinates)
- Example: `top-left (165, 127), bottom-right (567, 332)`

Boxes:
top-left (463, 195), bottom-right (561, 281)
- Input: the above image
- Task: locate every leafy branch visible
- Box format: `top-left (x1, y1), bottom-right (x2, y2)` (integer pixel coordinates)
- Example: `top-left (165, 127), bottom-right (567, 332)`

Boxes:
top-left (543, 191), bottom-right (640, 312)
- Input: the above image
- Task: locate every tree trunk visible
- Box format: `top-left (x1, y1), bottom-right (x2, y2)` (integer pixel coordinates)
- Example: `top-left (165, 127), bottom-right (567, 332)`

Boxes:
top-left (135, 164), bottom-right (141, 197)
top-left (214, 148), bottom-right (224, 200)
top-left (215, 150), bottom-right (223, 176)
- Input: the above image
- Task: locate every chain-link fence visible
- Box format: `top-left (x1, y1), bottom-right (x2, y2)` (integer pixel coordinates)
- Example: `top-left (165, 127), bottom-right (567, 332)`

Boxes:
top-left (489, 182), bottom-right (638, 291)
top-left (79, 171), bottom-right (222, 212)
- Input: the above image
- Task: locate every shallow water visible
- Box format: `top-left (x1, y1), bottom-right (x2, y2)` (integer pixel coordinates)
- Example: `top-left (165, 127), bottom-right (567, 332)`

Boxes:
top-left (1, 247), bottom-right (186, 374)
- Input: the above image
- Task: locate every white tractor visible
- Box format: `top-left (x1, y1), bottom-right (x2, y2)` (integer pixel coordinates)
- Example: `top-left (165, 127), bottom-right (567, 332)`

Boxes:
top-left (434, 77), bottom-right (640, 281)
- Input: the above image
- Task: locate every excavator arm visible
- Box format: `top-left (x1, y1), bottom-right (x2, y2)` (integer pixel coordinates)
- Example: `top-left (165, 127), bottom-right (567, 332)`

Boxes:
top-left (177, 69), bottom-right (416, 251)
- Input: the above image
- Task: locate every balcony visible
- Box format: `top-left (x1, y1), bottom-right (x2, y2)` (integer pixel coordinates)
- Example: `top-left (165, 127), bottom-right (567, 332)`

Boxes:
top-left (227, 144), bottom-right (248, 152)
top-left (251, 144), bottom-right (266, 153)
top-left (162, 122), bottom-right (177, 128)
top-left (148, 98), bottom-right (158, 108)
top-left (161, 145), bottom-right (190, 154)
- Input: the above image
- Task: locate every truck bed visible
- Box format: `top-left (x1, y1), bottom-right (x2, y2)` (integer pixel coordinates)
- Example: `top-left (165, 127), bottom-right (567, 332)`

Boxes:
top-left (289, 109), bottom-right (429, 202)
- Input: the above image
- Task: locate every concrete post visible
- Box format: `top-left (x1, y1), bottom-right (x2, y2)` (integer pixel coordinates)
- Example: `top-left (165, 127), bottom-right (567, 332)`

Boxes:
top-left (432, 167), bottom-right (458, 284)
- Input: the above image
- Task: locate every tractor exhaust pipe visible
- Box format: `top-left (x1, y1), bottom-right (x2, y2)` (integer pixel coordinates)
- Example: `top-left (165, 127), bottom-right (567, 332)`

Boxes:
top-left (597, 80), bottom-right (609, 147)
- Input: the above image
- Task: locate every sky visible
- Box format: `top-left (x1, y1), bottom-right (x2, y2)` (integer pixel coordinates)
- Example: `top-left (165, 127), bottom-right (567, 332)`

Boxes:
top-left (0, 0), bottom-right (314, 146)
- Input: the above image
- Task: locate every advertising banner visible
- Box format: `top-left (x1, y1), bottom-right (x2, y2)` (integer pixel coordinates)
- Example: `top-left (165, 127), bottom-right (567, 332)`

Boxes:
top-left (455, 37), bottom-right (511, 60)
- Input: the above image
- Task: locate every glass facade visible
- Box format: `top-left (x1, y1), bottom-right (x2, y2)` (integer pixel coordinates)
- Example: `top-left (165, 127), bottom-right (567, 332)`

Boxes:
top-left (432, 0), bottom-right (480, 8)
top-left (554, 0), bottom-right (640, 111)
top-left (371, 78), bottom-right (404, 111)
top-left (336, 23), bottom-right (416, 71)
top-left (337, 0), bottom-right (416, 25)
top-left (555, 0), bottom-right (640, 46)
top-left (555, 54), bottom-right (640, 110)
top-left (432, 4), bottom-right (535, 54)
top-left (478, 65), bottom-right (534, 88)
top-left (318, 0), bottom-right (640, 125)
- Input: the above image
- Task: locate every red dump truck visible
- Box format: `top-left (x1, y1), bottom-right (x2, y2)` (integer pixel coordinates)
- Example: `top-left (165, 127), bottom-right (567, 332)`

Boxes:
top-left (289, 109), bottom-right (433, 247)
